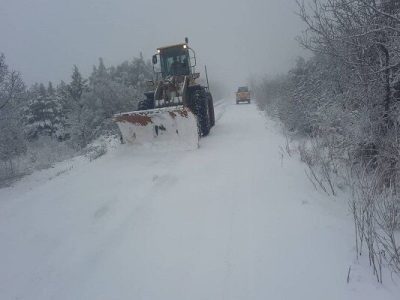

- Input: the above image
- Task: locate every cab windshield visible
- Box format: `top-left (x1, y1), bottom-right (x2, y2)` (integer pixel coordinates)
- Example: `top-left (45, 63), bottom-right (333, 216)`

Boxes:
top-left (159, 47), bottom-right (190, 77)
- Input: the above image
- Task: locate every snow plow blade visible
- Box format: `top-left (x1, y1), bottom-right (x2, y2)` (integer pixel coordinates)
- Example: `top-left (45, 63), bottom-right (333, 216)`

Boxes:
top-left (113, 106), bottom-right (199, 150)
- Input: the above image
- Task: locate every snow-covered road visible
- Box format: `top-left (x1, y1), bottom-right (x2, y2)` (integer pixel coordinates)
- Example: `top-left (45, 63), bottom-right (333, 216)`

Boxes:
top-left (0, 101), bottom-right (399, 299)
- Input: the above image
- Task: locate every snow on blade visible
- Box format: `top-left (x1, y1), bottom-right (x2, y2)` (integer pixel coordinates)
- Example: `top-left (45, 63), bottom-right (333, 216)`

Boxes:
top-left (113, 106), bottom-right (199, 151)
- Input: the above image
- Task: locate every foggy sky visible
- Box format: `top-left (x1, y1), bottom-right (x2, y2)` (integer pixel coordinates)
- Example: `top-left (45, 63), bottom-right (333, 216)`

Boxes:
top-left (1, 0), bottom-right (308, 91)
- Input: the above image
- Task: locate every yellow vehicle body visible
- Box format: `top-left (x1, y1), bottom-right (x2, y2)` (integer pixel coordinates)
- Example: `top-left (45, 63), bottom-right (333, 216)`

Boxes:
top-left (236, 86), bottom-right (251, 104)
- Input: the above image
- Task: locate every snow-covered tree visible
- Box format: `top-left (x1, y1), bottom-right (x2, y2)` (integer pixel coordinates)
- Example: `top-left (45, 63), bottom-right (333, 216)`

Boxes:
top-left (64, 66), bottom-right (89, 149)
top-left (25, 82), bottom-right (63, 140)
top-left (0, 53), bottom-right (26, 174)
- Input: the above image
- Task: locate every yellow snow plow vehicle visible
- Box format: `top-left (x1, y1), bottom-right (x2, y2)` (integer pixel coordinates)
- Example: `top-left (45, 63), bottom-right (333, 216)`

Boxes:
top-left (113, 38), bottom-right (215, 149)
top-left (236, 86), bottom-right (251, 104)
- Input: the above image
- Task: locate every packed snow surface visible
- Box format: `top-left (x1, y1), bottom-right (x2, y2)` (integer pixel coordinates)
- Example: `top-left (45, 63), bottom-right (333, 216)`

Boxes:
top-left (0, 101), bottom-right (399, 299)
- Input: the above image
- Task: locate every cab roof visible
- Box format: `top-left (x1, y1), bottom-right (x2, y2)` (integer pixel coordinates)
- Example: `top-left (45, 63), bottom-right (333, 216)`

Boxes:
top-left (157, 43), bottom-right (187, 51)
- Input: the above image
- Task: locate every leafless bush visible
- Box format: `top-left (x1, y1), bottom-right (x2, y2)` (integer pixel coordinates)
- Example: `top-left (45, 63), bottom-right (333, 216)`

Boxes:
top-left (350, 165), bottom-right (400, 282)
top-left (27, 136), bottom-right (75, 169)
top-left (0, 137), bottom-right (75, 186)
top-left (298, 138), bottom-right (337, 196)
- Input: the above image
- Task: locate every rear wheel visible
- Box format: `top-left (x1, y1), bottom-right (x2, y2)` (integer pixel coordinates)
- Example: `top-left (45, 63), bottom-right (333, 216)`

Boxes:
top-left (191, 89), bottom-right (210, 136)
top-left (206, 92), bottom-right (215, 127)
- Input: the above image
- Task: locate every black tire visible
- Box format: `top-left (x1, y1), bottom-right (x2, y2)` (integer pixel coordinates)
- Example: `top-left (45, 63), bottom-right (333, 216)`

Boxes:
top-left (206, 92), bottom-right (215, 127)
top-left (191, 89), bottom-right (210, 136)
top-left (137, 97), bottom-right (154, 111)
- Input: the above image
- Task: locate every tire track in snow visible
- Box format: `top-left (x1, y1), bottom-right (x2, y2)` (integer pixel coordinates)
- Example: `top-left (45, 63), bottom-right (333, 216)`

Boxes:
top-left (221, 174), bottom-right (256, 300)
top-left (222, 190), bottom-right (235, 300)
top-left (213, 99), bottom-right (230, 124)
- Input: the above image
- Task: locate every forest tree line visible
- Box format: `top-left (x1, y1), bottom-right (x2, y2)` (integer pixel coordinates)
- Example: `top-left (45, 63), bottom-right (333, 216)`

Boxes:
top-left (254, 0), bottom-right (400, 280)
top-left (0, 54), bottom-right (153, 180)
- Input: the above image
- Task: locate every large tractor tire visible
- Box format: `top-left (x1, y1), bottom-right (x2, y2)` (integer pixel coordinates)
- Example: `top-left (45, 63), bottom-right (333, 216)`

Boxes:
top-left (191, 89), bottom-right (211, 136)
top-left (206, 91), bottom-right (215, 127)
top-left (137, 96), bottom-right (154, 111)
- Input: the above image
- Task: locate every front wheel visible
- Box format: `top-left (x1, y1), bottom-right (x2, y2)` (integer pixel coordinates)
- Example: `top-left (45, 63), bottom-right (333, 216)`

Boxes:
top-left (137, 97), bottom-right (154, 110)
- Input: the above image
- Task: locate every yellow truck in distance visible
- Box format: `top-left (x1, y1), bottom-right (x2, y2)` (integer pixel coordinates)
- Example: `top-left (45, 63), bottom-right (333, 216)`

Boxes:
top-left (236, 86), bottom-right (251, 104)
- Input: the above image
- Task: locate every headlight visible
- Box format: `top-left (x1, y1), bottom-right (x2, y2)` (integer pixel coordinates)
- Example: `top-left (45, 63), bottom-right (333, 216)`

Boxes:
top-left (183, 45), bottom-right (187, 49)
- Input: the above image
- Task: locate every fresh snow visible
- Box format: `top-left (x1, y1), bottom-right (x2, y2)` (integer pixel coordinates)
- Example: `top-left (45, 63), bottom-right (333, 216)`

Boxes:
top-left (0, 101), bottom-right (399, 300)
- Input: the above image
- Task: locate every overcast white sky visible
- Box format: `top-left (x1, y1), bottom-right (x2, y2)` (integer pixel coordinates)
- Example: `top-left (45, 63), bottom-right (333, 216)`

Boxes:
top-left (1, 0), bottom-right (308, 90)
